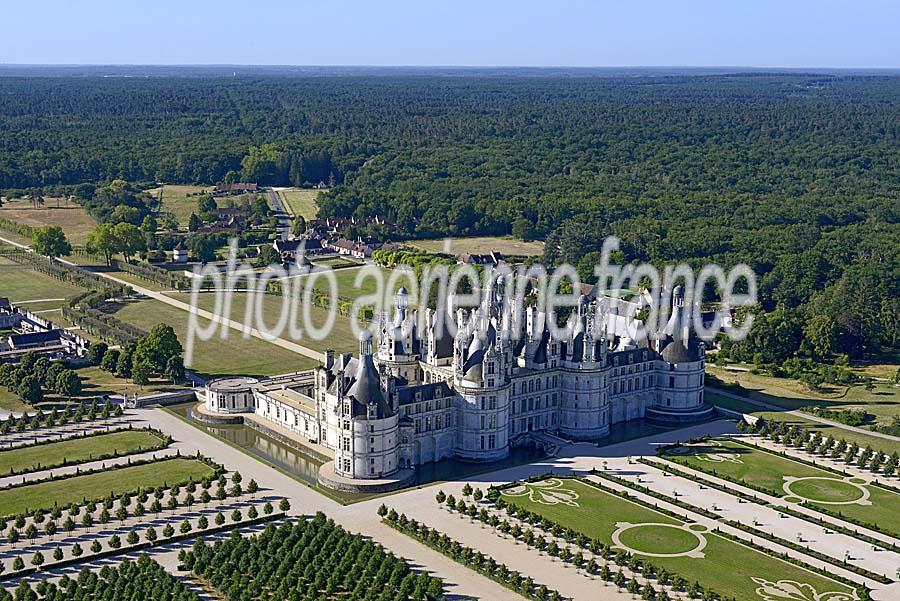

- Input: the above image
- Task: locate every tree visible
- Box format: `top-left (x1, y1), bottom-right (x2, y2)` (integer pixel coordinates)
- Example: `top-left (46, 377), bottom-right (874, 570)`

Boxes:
top-left (86, 342), bottom-right (109, 366)
top-left (188, 212), bottom-right (202, 232)
top-left (32, 225), bottom-right (72, 261)
top-left (54, 370), bottom-right (82, 397)
top-left (17, 375), bottom-right (42, 404)
top-left (116, 349), bottom-right (133, 378)
top-left (255, 244), bottom-right (280, 267)
top-left (292, 215), bottom-right (307, 236)
top-left (164, 355), bottom-right (184, 383)
top-left (140, 214), bottom-right (158, 234)
top-left (805, 314), bottom-right (841, 360)
top-left (131, 360), bottom-right (152, 387)
top-left (86, 223), bottom-right (120, 266)
top-left (135, 324), bottom-right (182, 373)
top-left (113, 222), bottom-right (147, 263)
top-left (188, 234), bottom-right (218, 263)
top-left (101, 348), bottom-right (120, 372)
top-left (30, 551), bottom-right (44, 569)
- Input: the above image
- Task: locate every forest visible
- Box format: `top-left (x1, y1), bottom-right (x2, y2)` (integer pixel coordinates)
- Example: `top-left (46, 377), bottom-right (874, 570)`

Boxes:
top-left (0, 71), bottom-right (897, 359)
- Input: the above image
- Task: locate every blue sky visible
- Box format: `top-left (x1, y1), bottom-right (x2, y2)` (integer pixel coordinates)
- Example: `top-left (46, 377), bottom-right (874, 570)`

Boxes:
top-left (2, 0), bottom-right (897, 67)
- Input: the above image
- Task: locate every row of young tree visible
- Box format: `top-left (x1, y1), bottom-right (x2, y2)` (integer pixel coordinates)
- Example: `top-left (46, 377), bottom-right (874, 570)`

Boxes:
top-left (0, 402), bottom-right (120, 435)
top-left (180, 514), bottom-right (443, 601)
top-left (738, 418), bottom-right (900, 476)
top-left (4, 501), bottom-right (282, 578)
top-left (432, 487), bottom-right (714, 601)
top-left (382, 505), bottom-right (566, 601)
top-left (1, 471), bottom-right (248, 545)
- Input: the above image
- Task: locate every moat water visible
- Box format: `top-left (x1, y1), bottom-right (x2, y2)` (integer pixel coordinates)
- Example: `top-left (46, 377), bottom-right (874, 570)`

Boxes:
top-left (168, 402), bottom-right (680, 503)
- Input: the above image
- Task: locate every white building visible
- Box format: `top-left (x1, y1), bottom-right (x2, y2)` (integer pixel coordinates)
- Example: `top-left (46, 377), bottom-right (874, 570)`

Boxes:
top-left (203, 284), bottom-right (711, 483)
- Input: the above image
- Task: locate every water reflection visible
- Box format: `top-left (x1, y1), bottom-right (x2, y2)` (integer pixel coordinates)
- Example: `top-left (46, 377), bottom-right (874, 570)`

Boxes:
top-left (169, 402), bottom-right (686, 503)
top-left (170, 403), bottom-right (547, 503)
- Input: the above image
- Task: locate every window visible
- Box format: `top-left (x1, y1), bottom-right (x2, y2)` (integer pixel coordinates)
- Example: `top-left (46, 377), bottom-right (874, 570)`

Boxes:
top-left (669, 376), bottom-right (675, 388)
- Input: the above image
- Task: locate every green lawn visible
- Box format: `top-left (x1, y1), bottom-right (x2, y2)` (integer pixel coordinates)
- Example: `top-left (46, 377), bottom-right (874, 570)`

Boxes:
top-left (0, 429), bottom-right (167, 475)
top-left (284, 264), bottom-right (411, 304)
top-left (104, 268), bottom-right (176, 292)
top-left (663, 438), bottom-right (900, 537)
top-left (0, 259), bottom-right (87, 304)
top-left (0, 458), bottom-right (214, 516)
top-left (112, 297), bottom-right (318, 377)
top-left (278, 188), bottom-right (320, 220)
top-left (501, 478), bottom-right (853, 601)
top-left (150, 184), bottom-right (212, 228)
top-left (706, 391), bottom-right (900, 456)
top-left (166, 290), bottom-right (361, 355)
top-left (707, 366), bottom-right (900, 426)
top-left (311, 257), bottom-right (362, 269)
top-left (407, 236), bottom-right (544, 257)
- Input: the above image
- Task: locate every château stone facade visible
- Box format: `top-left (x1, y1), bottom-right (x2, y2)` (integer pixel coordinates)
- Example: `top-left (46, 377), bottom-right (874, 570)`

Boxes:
top-left (204, 284), bottom-right (711, 483)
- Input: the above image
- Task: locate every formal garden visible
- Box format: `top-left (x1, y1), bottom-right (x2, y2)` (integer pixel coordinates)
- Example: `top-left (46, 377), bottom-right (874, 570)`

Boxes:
top-left (661, 437), bottom-right (900, 539)
top-left (492, 477), bottom-right (859, 601)
top-left (0, 426), bottom-right (168, 476)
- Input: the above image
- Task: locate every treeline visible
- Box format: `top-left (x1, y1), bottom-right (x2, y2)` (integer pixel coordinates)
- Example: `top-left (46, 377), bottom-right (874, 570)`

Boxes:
top-left (1, 73), bottom-right (897, 357)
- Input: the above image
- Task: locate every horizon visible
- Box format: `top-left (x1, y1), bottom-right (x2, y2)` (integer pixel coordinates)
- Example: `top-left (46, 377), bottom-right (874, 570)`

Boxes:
top-left (3, 1), bottom-right (898, 69)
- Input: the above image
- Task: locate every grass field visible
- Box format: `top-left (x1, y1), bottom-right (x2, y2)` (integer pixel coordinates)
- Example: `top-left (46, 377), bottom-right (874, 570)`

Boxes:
top-left (407, 236), bottom-right (544, 257)
top-left (0, 429), bottom-right (167, 475)
top-left (277, 188), bottom-right (321, 220)
top-left (0, 198), bottom-right (97, 245)
top-left (104, 267), bottom-right (178, 292)
top-left (283, 264), bottom-right (412, 304)
top-left (0, 458), bottom-right (214, 516)
top-left (501, 477), bottom-right (853, 600)
top-left (112, 297), bottom-right (318, 376)
top-left (165, 291), bottom-right (360, 355)
top-left (705, 391), bottom-right (900, 456)
top-left (149, 184), bottom-right (211, 227)
top-left (707, 366), bottom-right (900, 425)
top-left (311, 256), bottom-right (362, 269)
top-left (0, 258), bottom-right (87, 305)
top-left (663, 438), bottom-right (900, 537)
